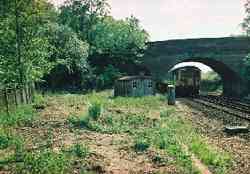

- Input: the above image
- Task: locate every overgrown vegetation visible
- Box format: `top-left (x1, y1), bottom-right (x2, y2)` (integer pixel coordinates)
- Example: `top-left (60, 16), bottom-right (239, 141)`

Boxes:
top-left (66, 143), bottom-right (90, 158)
top-left (15, 150), bottom-right (69, 174)
top-left (64, 91), bottom-right (231, 174)
top-left (200, 71), bottom-right (222, 94)
top-left (0, 105), bottom-right (35, 126)
top-left (0, 91), bottom-right (232, 173)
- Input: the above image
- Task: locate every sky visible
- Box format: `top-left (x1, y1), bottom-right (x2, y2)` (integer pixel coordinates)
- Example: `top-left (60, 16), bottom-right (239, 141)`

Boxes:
top-left (51, 0), bottom-right (246, 41)
top-left (171, 62), bottom-right (212, 73)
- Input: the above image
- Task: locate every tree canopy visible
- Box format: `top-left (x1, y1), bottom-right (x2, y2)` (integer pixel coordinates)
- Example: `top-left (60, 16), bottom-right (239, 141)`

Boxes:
top-left (0, 0), bottom-right (149, 90)
top-left (0, 0), bottom-right (55, 87)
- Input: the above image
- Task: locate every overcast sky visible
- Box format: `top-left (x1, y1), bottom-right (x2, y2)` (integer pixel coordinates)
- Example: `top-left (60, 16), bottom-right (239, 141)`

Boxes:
top-left (51, 0), bottom-right (246, 41)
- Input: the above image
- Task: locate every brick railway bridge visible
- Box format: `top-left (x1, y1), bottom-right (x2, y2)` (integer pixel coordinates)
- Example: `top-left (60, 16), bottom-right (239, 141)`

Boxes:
top-left (142, 37), bottom-right (250, 97)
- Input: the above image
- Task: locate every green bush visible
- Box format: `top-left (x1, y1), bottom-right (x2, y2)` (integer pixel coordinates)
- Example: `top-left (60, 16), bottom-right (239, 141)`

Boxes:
top-left (68, 143), bottom-right (89, 158)
top-left (103, 115), bottom-right (114, 125)
top-left (67, 115), bottom-right (90, 129)
top-left (13, 137), bottom-right (25, 162)
top-left (96, 65), bottom-right (122, 89)
top-left (88, 102), bottom-right (102, 120)
top-left (134, 138), bottom-right (150, 152)
top-left (33, 93), bottom-right (46, 110)
top-left (0, 105), bottom-right (35, 126)
top-left (152, 153), bottom-right (169, 165)
top-left (0, 130), bottom-right (11, 150)
top-left (16, 149), bottom-right (69, 174)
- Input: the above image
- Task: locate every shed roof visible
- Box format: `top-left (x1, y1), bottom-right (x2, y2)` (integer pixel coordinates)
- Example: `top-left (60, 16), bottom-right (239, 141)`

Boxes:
top-left (117, 75), bottom-right (153, 81)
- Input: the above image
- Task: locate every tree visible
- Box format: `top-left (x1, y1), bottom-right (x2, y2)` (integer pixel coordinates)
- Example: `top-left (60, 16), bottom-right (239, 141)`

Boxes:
top-left (0, 0), bottom-right (56, 87)
top-left (58, 0), bottom-right (149, 89)
top-left (39, 23), bottom-right (90, 90)
top-left (243, 0), bottom-right (250, 82)
top-left (90, 16), bottom-right (149, 59)
top-left (243, 0), bottom-right (250, 35)
top-left (88, 16), bottom-right (149, 88)
top-left (59, 0), bottom-right (110, 41)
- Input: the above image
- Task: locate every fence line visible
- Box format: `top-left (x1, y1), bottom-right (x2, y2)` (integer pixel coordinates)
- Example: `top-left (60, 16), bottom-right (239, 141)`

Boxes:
top-left (0, 83), bottom-right (35, 114)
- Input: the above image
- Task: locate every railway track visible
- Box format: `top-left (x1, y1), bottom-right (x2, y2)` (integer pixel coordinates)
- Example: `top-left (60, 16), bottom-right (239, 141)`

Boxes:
top-left (190, 95), bottom-right (250, 121)
top-left (199, 95), bottom-right (250, 114)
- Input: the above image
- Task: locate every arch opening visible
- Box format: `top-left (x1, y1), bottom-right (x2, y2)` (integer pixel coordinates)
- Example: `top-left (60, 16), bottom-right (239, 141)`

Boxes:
top-left (169, 58), bottom-right (244, 97)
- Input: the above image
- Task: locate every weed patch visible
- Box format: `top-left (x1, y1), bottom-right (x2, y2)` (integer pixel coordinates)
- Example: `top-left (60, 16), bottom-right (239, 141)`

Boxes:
top-left (15, 149), bottom-right (69, 174)
top-left (88, 102), bottom-right (102, 120)
top-left (134, 137), bottom-right (150, 152)
top-left (9, 91), bottom-right (232, 174)
top-left (0, 105), bottom-right (35, 126)
top-left (190, 136), bottom-right (231, 174)
top-left (0, 129), bottom-right (11, 150)
top-left (67, 115), bottom-right (90, 129)
top-left (66, 143), bottom-right (90, 158)
top-left (33, 93), bottom-right (47, 110)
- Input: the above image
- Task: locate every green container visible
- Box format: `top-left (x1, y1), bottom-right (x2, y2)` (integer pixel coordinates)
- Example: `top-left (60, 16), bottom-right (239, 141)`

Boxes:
top-left (168, 85), bottom-right (176, 105)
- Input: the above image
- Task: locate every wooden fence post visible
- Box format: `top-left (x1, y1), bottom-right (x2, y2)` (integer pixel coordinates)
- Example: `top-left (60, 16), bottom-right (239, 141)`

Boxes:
top-left (14, 85), bottom-right (18, 107)
top-left (4, 88), bottom-right (9, 116)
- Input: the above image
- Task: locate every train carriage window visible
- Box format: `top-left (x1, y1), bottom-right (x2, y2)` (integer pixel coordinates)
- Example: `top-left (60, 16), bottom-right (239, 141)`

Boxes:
top-left (148, 80), bottom-right (153, 88)
top-left (132, 80), bottom-right (137, 89)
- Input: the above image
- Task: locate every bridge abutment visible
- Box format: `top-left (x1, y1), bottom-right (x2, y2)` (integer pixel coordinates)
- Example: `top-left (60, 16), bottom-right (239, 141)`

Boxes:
top-left (223, 79), bottom-right (247, 97)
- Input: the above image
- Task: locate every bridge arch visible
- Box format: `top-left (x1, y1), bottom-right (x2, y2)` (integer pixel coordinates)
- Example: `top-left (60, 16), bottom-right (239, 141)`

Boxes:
top-left (169, 58), bottom-right (242, 96)
top-left (142, 37), bottom-right (250, 97)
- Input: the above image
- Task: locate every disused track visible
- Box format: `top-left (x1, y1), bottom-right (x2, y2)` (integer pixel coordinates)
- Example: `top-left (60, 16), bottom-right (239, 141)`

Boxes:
top-left (190, 95), bottom-right (250, 121)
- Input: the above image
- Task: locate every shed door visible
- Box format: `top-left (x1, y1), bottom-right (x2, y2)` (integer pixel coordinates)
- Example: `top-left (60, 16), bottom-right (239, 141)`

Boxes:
top-left (144, 79), bottom-right (153, 95)
top-left (139, 79), bottom-right (145, 96)
top-left (142, 79), bottom-right (151, 96)
top-left (132, 79), bottom-right (143, 97)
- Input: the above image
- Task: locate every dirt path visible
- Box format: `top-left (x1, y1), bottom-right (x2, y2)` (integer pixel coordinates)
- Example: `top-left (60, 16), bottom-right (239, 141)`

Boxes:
top-left (176, 98), bottom-right (250, 174)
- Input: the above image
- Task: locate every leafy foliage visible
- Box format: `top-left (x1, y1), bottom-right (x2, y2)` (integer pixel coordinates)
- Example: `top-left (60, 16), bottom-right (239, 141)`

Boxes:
top-left (59, 0), bottom-right (110, 41)
top-left (0, 105), bottom-right (35, 126)
top-left (134, 137), bottom-right (150, 152)
top-left (89, 16), bottom-right (149, 88)
top-left (0, 0), bottom-right (55, 87)
top-left (0, 0), bottom-right (149, 90)
top-left (0, 129), bottom-right (11, 150)
top-left (39, 23), bottom-right (90, 90)
top-left (242, 0), bottom-right (250, 36)
top-left (67, 143), bottom-right (90, 158)
top-left (67, 115), bottom-right (91, 129)
top-left (90, 16), bottom-right (148, 59)
top-left (58, 0), bottom-right (149, 89)
top-left (200, 71), bottom-right (222, 93)
top-left (16, 150), bottom-right (69, 174)
top-left (40, 23), bottom-right (89, 73)
top-left (88, 102), bottom-right (102, 120)
top-left (96, 65), bottom-right (122, 89)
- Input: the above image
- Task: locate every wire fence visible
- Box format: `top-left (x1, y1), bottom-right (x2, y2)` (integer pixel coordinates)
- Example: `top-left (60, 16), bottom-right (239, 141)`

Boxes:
top-left (0, 83), bottom-right (35, 114)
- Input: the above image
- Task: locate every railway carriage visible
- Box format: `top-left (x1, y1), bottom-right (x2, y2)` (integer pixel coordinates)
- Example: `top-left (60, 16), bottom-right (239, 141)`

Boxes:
top-left (173, 67), bottom-right (201, 97)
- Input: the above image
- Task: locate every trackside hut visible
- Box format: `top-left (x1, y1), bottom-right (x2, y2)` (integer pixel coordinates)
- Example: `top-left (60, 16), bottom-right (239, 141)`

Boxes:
top-left (114, 76), bottom-right (155, 97)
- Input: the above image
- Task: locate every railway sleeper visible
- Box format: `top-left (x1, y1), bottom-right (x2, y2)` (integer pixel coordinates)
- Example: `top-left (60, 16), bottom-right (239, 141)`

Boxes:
top-left (224, 126), bottom-right (249, 135)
